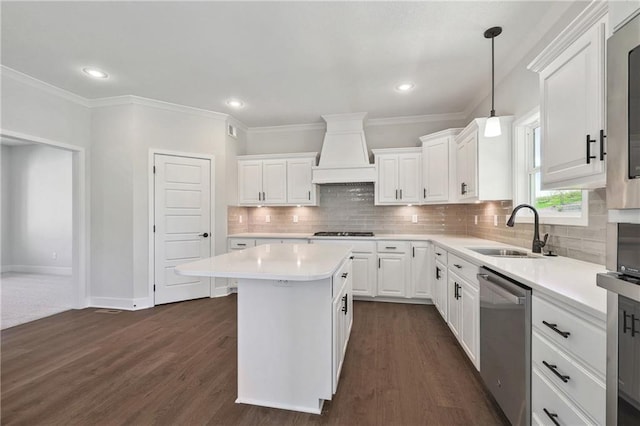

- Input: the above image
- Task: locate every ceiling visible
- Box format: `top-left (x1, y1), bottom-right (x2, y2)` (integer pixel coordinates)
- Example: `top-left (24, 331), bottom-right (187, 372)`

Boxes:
top-left (1, 1), bottom-right (579, 127)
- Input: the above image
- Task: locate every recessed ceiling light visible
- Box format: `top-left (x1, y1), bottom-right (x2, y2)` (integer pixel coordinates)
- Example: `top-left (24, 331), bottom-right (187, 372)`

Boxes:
top-left (82, 67), bottom-right (108, 79)
top-left (395, 82), bottom-right (415, 92)
top-left (226, 99), bottom-right (244, 108)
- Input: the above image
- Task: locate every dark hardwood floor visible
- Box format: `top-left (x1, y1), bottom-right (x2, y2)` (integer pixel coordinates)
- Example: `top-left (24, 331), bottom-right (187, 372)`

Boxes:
top-left (1, 296), bottom-right (508, 425)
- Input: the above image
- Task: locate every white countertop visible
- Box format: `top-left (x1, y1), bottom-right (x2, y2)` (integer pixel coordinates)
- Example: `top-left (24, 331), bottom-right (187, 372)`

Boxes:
top-left (229, 232), bottom-right (608, 320)
top-left (176, 243), bottom-right (351, 281)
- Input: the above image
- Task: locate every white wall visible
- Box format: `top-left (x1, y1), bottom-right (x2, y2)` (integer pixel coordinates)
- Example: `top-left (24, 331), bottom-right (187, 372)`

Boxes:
top-left (1, 144), bottom-right (73, 273)
top-left (245, 117), bottom-right (467, 156)
top-left (1, 145), bottom-right (13, 269)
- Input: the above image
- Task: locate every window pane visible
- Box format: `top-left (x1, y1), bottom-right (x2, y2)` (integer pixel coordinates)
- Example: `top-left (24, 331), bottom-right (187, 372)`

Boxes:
top-left (533, 126), bottom-right (541, 168)
top-left (532, 172), bottom-right (582, 216)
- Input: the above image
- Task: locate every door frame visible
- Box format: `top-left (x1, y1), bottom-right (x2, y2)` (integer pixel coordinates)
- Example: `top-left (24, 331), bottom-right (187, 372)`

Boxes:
top-left (148, 148), bottom-right (215, 307)
top-left (0, 129), bottom-right (89, 309)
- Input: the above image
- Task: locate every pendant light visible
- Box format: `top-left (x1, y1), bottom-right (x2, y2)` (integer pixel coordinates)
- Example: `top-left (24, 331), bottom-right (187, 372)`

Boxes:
top-left (484, 26), bottom-right (502, 138)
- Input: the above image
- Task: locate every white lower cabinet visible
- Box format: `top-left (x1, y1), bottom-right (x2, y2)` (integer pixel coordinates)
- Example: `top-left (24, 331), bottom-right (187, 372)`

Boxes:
top-left (377, 241), bottom-right (410, 298)
top-left (532, 293), bottom-right (606, 425)
top-left (410, 242), bottom-right (431, 299)
top-left (433, 259), bottom-right (448, 320)
top-left (447, 271), bottom-right (479, 369)
top-left (332, 259), bottom-right (353, 393)
top-left (447, 274), bottom-right (462, 340)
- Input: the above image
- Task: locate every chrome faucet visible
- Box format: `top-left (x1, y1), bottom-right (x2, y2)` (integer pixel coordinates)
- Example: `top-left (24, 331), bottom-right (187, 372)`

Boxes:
top-left (506, 204), bottom-right (549, 254)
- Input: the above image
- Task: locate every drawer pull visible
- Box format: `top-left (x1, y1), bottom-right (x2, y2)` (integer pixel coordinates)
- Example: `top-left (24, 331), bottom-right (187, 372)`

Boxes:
top-left (385, 246), bottom-right (397, 250)
top-left (543, 408), bottom-right (560, 426)
top-left (453, 264), bottom-right (462, 269)
top-left (542, 360), bottom-right (570, 383)
top-left (342, 294), bottom-right (348, 315)
top-left (435, 266), bottom-right (441, 280)
top-left (237, 243), bottom-right (246, 246)
top-left (341, 272), bottom-right (348, 279)
top-left (435, 252), bottom-right (442, 256)
top-left (542, 321), bottom-right (571, 338)
top-left (349, 256), bottom-right (354, 260)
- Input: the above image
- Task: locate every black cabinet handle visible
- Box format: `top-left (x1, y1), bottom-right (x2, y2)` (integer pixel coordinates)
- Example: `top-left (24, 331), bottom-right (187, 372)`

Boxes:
top-left (308, 190), bottom-right (311, 200)
top-left (542, 360), bottom-right (570, 383)
top-left (632, 314), bottom-right (640, 337)
top-left (453, 264), bottom-right (462, 269)
top-left (386, 246), bottom-right (397, 250)
top-left (623, 310), bottom-right (632, 334)
top-left (423, 188), bottom-right (427, 198)
top-left (342, 294), bottom-right (348, 315)
top-left (600, 129), bottom-right (607, 161)
top-left (400, 189), bottom-right (403, 199)
top-left (262, 191), bottom-right (266, 200)
top-left (237, 243), bottom-right (246, 247)
top-left (412, 247), bottom-right (415, 257)
top-left (258, 192), bottom-right (261, 201)
top-left (436, 266), bottom-right (441, 280)
top-left (395, 189), bottom-right (399, 200)
top-left (542, 321), bottom-right (571, 338)
top-left (341, 272), bottom-right (348, 279)
top-left (378, 258), bottom-right (381, 268)
top-left (349, 256), bottom-right (354, 260)
top-left (435, 252), bottom-right (442, 256)
top-left (586, 134), bottom-right (596, 164)
top-left (461, 182), bottom-right (467, 195)
top-left (454, 283), bottom-right (460, 300)
top-left (543, 408), bottom-right (560, 426)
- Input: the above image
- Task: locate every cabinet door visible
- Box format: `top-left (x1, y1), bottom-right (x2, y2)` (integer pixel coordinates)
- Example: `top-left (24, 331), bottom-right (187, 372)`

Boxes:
top-left (262, 160), bottom-right (287, 204)
top-left (377, 155), bottom-right (400, 204)
top-left (333, 292), bottom-right (345, 393)
top-left (287, 158), bottom-right (316, 205)
top-left (423, 137), bottom-right (449, 202)
top-left (456, 132), bottom-right (478, 200)
top-left (460, 279), bottom-right (479, 368)
top-left (447, 275), bottom-right (461, 339)
top-left (352, 252), bottom-right (376, 297)
top-left (434, 260), bottom-right (448, 320)
top-left (238, 160), bottom-right (263, 205)
top-left (398, 153), bottom-right (421, 203)
top-left (540, 20), bottom-right (606, 188)
top-left (411, 244), bottom-right (431, 299)
top-left (377, 253), bottom-right (407, 297)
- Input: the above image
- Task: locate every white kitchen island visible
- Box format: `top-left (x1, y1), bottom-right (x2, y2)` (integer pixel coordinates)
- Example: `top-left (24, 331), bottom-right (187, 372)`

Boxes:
top-left (175, 243), bottom-right (353, 414)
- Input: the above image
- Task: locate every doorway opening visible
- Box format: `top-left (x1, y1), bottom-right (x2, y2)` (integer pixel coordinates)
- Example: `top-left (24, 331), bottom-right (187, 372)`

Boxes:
top-left (0, 131), bottom-right (87, 329)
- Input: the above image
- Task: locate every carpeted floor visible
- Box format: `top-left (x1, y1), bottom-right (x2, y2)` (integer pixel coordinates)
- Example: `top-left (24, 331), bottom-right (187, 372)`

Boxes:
top-left (1, 272), bottom-right (74, 329)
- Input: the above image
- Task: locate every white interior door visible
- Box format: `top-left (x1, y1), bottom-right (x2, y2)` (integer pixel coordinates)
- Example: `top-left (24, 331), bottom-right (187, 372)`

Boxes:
top-left (154, 154), bottom-right (211, 305)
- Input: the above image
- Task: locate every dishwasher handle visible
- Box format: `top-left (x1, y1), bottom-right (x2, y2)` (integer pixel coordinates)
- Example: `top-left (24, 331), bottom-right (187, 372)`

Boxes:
top-left (478, 273), bottom-right (526, 305)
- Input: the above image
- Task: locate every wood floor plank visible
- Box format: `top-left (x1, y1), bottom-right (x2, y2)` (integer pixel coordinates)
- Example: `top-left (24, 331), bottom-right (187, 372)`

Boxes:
top-left (1, 296), bottom-right (508, 425)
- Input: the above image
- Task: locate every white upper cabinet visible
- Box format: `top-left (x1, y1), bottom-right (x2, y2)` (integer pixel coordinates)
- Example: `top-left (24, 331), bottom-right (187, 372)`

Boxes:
top-left (420, 129), bottom-right (462, 204)
top-left (528, 2), bottom-right (608, 190)
top-left (373, 148), bottom-right (421, 205)
top-left (454, 117), bottom-right (513, 202)
top-left (287, 156), bottom-right (318, 206)
top-left (238, 153), bottom-right (318, 206)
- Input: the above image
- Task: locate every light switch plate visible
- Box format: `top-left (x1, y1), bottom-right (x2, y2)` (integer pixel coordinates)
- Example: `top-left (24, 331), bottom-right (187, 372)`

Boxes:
top-left (494, 215), bottom-right (498, 226)
top-left (293, 215), bottom-right (298, 223)
top-left (239, 215), bottom-right (243, 224)
top-left (411, 214), bottom-right (418, 223)
top-left (265, 215), bottom-right (271, 223)
top-left (474, 215), bottom-right (478, 225)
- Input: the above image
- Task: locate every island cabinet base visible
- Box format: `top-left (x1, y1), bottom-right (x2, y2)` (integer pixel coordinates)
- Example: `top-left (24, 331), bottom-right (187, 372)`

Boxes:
top-left (235, 277), bottom-right (334, 414)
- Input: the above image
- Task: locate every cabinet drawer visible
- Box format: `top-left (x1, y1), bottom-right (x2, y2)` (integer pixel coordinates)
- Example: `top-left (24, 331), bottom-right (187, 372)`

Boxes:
top-left (433, 245), bottom-right (448, 263)
top-left (532, 331), bottom-right (605, 425)
top-left (448, 253), bottom-right (479, 287)
top-left (229, 238), bottom-right (255, 250)
top-left (376, 241), bottom-right (410, 253)
top-left (532, 295), bottom-right (606, 375)
top-left (532, 367), bottom-right (595, 426)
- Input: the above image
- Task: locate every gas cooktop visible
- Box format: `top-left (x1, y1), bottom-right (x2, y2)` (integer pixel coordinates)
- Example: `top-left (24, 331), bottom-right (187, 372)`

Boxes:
top-left (313, 231), bottom-right (375, 237)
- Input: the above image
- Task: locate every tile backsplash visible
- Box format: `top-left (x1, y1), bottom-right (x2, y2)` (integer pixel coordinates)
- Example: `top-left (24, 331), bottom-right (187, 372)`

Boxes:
top-left (228, 184), bottom-right (607, 265)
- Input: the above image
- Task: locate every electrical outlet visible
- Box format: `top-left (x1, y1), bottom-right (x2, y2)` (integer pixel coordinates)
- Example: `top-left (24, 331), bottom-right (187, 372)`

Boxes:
top-left (52, 251), bottom-right (57, 260)
top-left (474, 215), bottom-right (478, 225)
top-left (411, 214), bottom-right (418, 223)
top-left (265, 215), bottom-right (271, 223)
top-left (494, 215), bottom-right (498, 226)
top-left (293, 215), bottom-right (298, 223)
top-left (239, 215), bottom-right (243, 224)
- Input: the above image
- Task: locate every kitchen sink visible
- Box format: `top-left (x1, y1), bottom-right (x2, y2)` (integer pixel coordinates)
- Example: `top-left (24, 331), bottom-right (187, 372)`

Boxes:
top-left (467, 247), bottom-right (541, 258)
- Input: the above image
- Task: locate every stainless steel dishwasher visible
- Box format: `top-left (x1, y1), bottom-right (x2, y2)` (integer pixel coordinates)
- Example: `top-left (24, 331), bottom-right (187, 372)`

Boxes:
top-left (478, 267), bottom-right (532, 426)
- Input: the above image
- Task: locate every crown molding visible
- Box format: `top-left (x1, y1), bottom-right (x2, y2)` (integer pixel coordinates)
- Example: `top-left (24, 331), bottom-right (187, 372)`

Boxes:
top-left (1, 65), bottom-right (91, 107)
top-left (89, 95), bottom-right (229, 121)
top-left (527, 0), bottom-right (608, 72)
top-left (247, 122), bottom-right (326, 134)
top-left (366, 112), bottom-right (466, 127)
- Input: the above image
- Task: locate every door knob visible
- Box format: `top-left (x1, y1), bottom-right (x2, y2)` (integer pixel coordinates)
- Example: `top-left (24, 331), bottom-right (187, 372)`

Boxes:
top-left (199, 232), bottom-right (209, 238)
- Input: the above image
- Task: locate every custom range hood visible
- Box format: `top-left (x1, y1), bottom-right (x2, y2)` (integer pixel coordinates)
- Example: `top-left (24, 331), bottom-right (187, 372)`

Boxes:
top-left (312, 112), bottom-right (376, 184)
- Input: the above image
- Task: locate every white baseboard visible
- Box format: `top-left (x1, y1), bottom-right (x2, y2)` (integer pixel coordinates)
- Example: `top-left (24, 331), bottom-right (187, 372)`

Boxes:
top-left (353, 296), bottom-right (433, 305)
top-left (211, 286), bottom-right (231, 298)
top-left (90, 297), bottom-right (153, 311)
top-left (2, 265), bottom-right (72, 275)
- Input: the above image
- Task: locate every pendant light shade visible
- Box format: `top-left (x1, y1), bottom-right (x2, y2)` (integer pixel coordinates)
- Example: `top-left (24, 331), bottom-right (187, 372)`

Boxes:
top-left (484, 26), bottom-right (502, 138)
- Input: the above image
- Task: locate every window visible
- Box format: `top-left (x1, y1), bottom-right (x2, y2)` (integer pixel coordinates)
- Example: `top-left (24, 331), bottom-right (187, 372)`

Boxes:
top-left (513, 109), bottom-right (588, 226)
